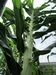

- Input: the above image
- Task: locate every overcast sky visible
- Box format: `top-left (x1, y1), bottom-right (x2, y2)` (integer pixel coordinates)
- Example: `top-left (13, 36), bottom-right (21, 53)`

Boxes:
top-left (5, 0), bottom-right (56, 63)
top-left (6, 0), bottom-right (48, 8)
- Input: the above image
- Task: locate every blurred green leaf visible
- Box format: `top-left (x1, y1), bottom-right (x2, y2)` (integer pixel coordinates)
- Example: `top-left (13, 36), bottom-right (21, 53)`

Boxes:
top-left (2, 7), bottom-right (15, 24)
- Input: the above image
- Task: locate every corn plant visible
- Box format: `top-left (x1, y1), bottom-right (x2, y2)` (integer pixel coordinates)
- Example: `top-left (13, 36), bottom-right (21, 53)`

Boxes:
top-left (0, 0), bottom-right (56, 75)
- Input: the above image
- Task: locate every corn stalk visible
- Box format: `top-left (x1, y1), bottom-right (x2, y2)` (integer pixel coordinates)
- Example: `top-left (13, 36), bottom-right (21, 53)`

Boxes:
top-left (21, 11), bottom-right (34, 75)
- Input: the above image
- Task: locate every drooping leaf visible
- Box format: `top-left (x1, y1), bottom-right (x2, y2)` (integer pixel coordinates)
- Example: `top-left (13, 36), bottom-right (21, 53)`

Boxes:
top-left (0, 23), bottom-right (12, 55)
top-left (33, 42), bottom-right (56, 61)
top-left (33, 14), bottom-right (56, 31)
top-left (33, 3), bottom-right (50, 30)
top-left (0, 41), bottom-right (13, 59)
top-left (0, 22), bottom-right (22, 75)
top-left (4, 52), bottom-right (22, 75)
top-left (33, 47), bottom-right (50, 58)
top-left (33, 22), bottom-right (56, 39)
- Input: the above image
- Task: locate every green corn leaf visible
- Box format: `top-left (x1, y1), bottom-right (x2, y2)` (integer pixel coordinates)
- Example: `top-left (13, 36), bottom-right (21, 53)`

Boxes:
top-left (4, 7), bottom-right (14, 16)
top-left (33, 20), bottom-right (56, 39)
top-left (33, 29), bottom-right (55, 39)
top-left (2, 7), bottom-right (15, 23)
top-left (3, 13), bottom-right (14, 21)
top-left (0, 22), bottom-right (22, 75)
top-left (42, 15), bottom-right (56, 25)
top-left (12, 0), bottom-right (21, 8)
top-left (0, 23), bottom-right (12, 55)
top-left (23, 6), bottom-right (32, 15)
top-left (38, 10), bottom-right (56, 16)
top-left (33, 31), bottom-right (46, 39)
top-left (26, 0), bottom-right (34, 8)
top-left (34, 49), bottom-right (50, 57)
top-left (23, 0), bottom-right (34, 15)
top-left (24, 2), bottom-right (49, 16)
top-left (33, 21), bottom-right (41, 31)
top-left (12, 0), bottom-right (24, 53)
top-left (46, 23), bottom-right (56, 33)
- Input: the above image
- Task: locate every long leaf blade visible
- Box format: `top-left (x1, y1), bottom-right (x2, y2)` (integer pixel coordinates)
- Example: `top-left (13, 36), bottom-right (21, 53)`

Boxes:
top-left (12, 0), bottom-right (24, 53)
